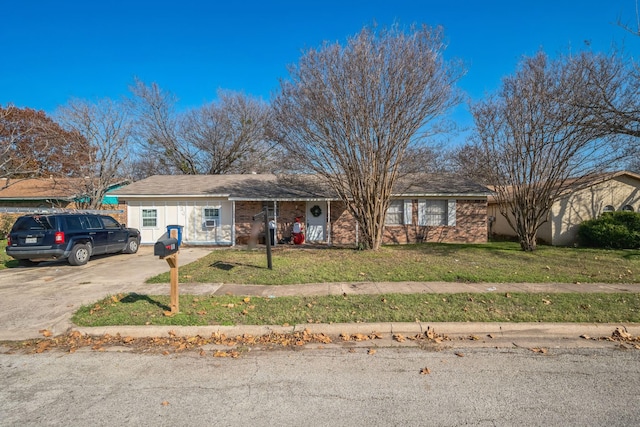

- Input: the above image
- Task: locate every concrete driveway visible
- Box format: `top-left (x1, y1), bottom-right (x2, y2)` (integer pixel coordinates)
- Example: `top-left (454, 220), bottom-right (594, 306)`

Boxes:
top-left (0, 246), bottom-right (213, 340)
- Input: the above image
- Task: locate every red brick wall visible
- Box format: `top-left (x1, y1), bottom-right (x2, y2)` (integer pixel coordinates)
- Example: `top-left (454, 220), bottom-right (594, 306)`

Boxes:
top-left (382, 199), bottom-right (487, 244)
top-left (233, 199), bottom-right (487, 246)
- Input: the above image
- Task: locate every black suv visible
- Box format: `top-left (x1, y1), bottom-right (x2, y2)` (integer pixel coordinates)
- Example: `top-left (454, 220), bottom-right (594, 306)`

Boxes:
top-left (5, 213), bottom-right (141, 266)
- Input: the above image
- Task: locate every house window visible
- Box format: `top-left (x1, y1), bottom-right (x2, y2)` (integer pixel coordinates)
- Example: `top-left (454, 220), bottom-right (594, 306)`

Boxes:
top-left (142, 209), bottom-right (157, 227)
top-left (203, 207), bottom-right (220, 228)
top-left (385, 200), bottom-right (404, 225)
top-left (603, 205), bottom-right (615, 213)
top-left (621, 205), bottom-right (635, 212)
top-left (418, 200), bottom-right (448, 226)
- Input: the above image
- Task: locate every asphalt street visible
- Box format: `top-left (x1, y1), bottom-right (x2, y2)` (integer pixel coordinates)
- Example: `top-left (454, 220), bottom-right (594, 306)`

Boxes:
top-left (2, 346), bottom-right (639, 426)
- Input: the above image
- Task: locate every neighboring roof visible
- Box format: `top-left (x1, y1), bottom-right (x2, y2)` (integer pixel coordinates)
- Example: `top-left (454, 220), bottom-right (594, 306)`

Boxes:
top-left (112, 173), bottom-right (491, 201)
top-left (487, 170), bottom-right (640, 204)
top-left (0, 177), bottom-right (79, 201)
top-left (0, 177), bottom-right (128, 202)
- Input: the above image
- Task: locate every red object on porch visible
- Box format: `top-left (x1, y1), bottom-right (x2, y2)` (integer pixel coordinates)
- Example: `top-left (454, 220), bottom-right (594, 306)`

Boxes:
top-left (293, 232), bottom-right (304, 245)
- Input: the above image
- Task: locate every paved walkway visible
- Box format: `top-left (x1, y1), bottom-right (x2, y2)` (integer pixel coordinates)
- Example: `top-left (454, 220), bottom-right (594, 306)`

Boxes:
top-left (208, 281), bottom-right (640, 297)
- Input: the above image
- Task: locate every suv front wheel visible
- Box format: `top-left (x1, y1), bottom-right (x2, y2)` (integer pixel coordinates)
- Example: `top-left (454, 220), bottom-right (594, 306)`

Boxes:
top-left (122, 237), bottom-right (139, 254)
top-left (68, 243), bottom-right (91, 266)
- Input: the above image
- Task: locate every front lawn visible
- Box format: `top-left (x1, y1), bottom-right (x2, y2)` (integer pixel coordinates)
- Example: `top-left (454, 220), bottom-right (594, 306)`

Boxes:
top-left (73, 292), bottom-right (640, 326)
top-left (147, 242), bottom-right (640, 285)
top-left (0, 239), bottom-right (11, 269)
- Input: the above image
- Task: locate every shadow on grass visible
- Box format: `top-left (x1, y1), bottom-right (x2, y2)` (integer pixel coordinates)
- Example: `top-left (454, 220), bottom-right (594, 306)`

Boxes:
top-left (389, 242), bottom-right (524, 255)
top-left (623, 251), bottom-right (640, 260)
top-left (211, 261), bottom-right (235, 271)
top-left (121, 293), bottom-right (170, 312)
top-left (209, 260), bottom-right (268, 270)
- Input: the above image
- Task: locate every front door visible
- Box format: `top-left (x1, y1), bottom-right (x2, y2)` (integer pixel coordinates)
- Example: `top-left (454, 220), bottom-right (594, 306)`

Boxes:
top-left (306, 202), bottom-right (327, 242)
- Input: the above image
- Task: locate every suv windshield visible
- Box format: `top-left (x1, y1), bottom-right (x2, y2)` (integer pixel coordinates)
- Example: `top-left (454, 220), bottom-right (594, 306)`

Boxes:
top-left (12, 215), bottom-right (57, 231)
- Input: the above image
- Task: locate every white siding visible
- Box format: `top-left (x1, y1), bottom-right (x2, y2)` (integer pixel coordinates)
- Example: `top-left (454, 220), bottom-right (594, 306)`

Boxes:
top-left (127, 199), bottom-right (233, 245)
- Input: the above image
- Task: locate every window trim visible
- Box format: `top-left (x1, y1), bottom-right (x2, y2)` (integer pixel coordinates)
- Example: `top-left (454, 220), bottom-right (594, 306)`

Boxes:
top-left (141, 208), bottom-right (158, 228)
top-left (417, 199), bottom-right (456, 227)
top-left (385, 200), bottom-right (405, 225)
top-left (203, 207), bottom-right (221, 229)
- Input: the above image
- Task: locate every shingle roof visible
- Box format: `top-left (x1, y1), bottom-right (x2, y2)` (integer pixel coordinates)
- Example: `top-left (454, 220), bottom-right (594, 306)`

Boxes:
top-left (112, 174), bottom-right (491, 200)
top-left (0, 177), bottom-right (81, 200)
top-left (0, 177), bottom-right (129, 201)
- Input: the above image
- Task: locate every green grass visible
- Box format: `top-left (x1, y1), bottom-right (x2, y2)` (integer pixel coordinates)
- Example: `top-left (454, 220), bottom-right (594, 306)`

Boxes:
top-left (147, 242), bottom-right (640, 285)
top-left (73, 292), bottom-right (640, 326)
top-left (0, 239), bottom-right (11, 269)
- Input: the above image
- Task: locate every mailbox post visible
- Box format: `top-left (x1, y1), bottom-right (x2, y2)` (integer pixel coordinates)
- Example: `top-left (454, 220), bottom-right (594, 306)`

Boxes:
top-left (154, 229), bottom-right (180, 316)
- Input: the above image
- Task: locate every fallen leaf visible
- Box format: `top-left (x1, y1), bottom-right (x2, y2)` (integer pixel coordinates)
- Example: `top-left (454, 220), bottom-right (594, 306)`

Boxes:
top-left (40, 329), bottom-right (53, 337)
top-left (420, 367), bottom-right (431, 375)
top-left (612, 327), bottom-right (632, 340)
top-left (367, 349), bottom-right (376, 355)
top-left (161, 401), bottom-right (170, 406)
top-left (531, 347), bottom-right (548, 354)
top-left (542, 299), bottom-right (552, 305)
top-left (454, 352), bottom-right (464, 357)
top-left (393, 334), bottom-right (406, 342)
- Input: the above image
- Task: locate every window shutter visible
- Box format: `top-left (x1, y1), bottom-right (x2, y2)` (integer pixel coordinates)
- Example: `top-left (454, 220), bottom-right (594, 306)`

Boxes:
top-left (447, 200), bottom-right (456, 226)
top-left (417, 200), bottom-right (426, 226)
top-left (403, 200), bottom-right (412, 225)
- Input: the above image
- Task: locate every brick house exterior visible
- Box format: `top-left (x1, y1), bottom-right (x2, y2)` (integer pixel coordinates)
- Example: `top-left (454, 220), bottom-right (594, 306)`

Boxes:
top-left (112, 174), bottom-right (491, 247)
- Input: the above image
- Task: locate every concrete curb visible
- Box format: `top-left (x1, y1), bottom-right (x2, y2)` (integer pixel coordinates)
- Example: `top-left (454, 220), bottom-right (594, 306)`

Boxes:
top-left (73, 322), bottom-right (640, 340)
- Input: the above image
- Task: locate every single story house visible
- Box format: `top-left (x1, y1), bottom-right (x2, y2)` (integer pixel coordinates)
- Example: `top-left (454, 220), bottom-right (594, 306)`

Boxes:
top-left (0, 177), bottom-right (128, 229)
top-left (488, 170), bottom-right (640, 246)
top-left (111, 174), bottom-right (491, 247)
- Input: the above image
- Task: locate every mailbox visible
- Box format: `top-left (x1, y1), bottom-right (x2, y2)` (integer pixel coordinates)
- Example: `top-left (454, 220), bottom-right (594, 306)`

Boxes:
top-left (154, 238), bottom-right (179, 257)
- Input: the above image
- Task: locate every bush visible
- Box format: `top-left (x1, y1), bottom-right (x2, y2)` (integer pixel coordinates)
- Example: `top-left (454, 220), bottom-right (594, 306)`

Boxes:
top-left (578, 211), bottom-right (640, 249)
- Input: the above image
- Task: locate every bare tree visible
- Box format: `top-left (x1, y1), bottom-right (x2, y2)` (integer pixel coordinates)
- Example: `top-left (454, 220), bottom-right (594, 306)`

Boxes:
top-left (617, 0), bottom-right (640, 36)
top-left (129, 79), bottom-right (276, 176)
top-left (444, 142), bottom-right (494, 184)
top-left (128, 79), bottom-right (197, 175)
top-left (0, 104), bottom-right (89, 183)
top-left (56, 98), bottom-right (132, 209)
top-left (472, 51), bottom-right (623, 251)
top-left (565, 50), bottom-right (639, 141)
top-left (182, 91), bottom-right (278, 174)
top-left (272, 24), bottom-right (464, 250)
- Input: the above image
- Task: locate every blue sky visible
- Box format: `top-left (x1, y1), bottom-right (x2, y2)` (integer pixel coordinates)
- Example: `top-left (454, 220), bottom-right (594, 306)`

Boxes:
top-left (1, 1), bottom-right (638, 139)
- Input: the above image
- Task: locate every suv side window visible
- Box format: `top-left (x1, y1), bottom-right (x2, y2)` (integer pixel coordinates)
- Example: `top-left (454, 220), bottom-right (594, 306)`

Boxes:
top-left (101, 216), bottom-right (121, 230)
top-left (64, 216), bottom-right (84, 230)
top-left (82, 216), bottom-right (103, 230)
top-left (13, 216), bottom-right (56, 231)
